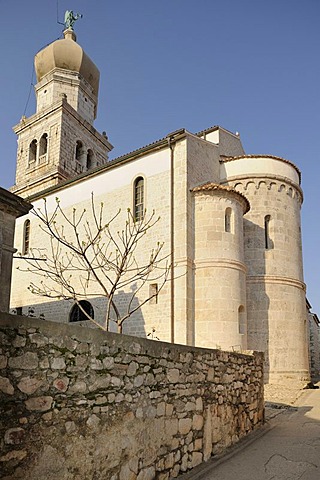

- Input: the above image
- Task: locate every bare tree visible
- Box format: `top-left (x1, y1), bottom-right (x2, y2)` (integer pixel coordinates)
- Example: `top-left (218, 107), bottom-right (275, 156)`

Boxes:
top-left (18, 195), bottom-right (170, 333)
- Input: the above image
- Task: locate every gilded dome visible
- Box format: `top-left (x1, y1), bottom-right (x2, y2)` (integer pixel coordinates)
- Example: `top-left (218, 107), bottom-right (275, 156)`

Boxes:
top-left (34, 29), bottom-right (100, 97)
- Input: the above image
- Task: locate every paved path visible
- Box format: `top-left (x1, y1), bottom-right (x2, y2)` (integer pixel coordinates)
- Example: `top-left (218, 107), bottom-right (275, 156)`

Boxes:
top-left (179, 386), bottom-right (320, 479)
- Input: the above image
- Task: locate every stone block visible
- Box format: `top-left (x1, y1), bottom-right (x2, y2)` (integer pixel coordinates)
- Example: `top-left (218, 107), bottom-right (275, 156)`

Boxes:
top-left (0, 355), bottom-right (7, 369)
top-left (179, 418), bottom-right (192, 435)
top-left (65, 421), bottom-right (77, 434)
top-left (86, 414), bottom-right (100, 428)
top-left (53, 377), bottom-right (69, 392)
top-left (69, 380), bottom-right (87, 393)
top-left (157, 402), bottom-right (166, 417)
top-left (167, 368), bottom-right (180, 383)
top-left (13, 335), bottom-right (27, 348)
top-left (0, 376), bottom-right (14, 395)
top-left (137, 466), bottom-right (155, 480)
top-left (165, 418), bottom-right (178, 436)
top-left (9, 352), bottom-right (39, 370)
top-left (25, 396), bottom-right (53, 412)
top-left (190, 451), bottom-right (203, 468)
top-left (195, 397), bottom-right (203, 411)
top-left (134, 375), bottom-right (144, 387)
top-left (103, 356), bottom-right (115, 369)
top-left (119, 464), bottom-right (137, 480)
top-left (166, 403), bottom-right (174, 416)
top-left (192, 414), bottom-right (204, 430)
top-left (17, 377), bottom-right (42, 394)
top-left (29, 333), bottom-right (48, 346)
top-left (51, 357), bottom-right (66, 370)
top-left (4, 428), bottom-right (25, 445)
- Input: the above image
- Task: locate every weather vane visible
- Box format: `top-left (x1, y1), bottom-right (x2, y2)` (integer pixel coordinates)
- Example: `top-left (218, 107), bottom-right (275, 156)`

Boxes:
top-left (64, 10), bottom-right (83, 30)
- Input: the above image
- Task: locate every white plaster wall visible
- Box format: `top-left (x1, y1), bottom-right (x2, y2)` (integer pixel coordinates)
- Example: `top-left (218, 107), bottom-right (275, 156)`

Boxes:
top-left (11, 148), bottom-right (172, 341)
top-left (38, 148), bottom-right (170, 212)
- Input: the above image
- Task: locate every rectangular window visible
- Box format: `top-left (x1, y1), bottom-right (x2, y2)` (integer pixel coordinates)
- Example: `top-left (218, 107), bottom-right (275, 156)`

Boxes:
top-left (264, 215), bottom-right (273, 249)
top-left (225, 208), bottom-right (232, 233)
top-left (23, 220), bottom-right (30, 255)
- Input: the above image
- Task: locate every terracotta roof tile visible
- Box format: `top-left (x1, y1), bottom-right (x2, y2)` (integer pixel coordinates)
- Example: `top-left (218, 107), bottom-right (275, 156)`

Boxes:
top-left (191, 182), bottom-right (250, 213)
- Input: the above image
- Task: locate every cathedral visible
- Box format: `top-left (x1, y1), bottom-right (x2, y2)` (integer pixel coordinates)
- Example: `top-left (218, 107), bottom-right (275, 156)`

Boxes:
top-left (10, 26), bottom-right (310, 386)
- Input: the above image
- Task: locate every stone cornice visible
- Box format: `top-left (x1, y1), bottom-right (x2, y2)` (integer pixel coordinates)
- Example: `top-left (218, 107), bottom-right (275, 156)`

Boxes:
top-left (223, 175), bottom-right (303, 204)
top-left (192, 182), bottom-right (250, 214)
top-left (0, 188), bottom-right (32, 218)
top-left (194, 258), bottom-right (247, 274)
top-left (247, 275), bottom-right (306, 292)
top-left (13, 99), bottom-right (112, 151)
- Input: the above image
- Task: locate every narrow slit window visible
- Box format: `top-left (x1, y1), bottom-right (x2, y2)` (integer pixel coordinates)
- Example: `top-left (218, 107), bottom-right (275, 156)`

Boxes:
top-left (238, 305), bottom-right (246, 335)
top-left (225, 207), bottom-right (232, 233)
top-left (149, 283), bottom-right (158, 304)
top-left (134, 177), bottom-right (144, 222)
top-left (264, 215), bottom-right (272, 249)
top-left (23, 219), bottom-right (30, 255)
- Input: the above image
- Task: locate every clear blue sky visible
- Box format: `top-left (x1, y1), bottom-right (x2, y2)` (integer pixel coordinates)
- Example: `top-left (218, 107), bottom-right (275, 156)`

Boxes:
top-left (1, 0), bottom-right (319, 313)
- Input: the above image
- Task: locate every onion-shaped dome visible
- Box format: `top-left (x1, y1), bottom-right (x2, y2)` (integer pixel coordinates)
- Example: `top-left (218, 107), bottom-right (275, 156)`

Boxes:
top-left (34, 29), bottom-right (99, 97)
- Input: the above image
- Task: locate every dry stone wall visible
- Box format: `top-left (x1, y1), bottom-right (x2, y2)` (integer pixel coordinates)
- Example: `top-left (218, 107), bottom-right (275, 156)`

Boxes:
top-left (308, 313), bottom-right (320, 380)
top-left (0, 313), bottom-right (264, 480)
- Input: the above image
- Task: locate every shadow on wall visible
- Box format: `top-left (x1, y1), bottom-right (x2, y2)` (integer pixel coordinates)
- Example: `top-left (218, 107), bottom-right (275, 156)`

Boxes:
top-left (10, 290), bottom-right (148, 339)
top-left (244, 218), bottom-right (270, 384)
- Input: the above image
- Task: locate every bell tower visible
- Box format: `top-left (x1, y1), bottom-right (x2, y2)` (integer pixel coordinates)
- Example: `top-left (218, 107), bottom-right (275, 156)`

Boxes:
top-left (11, 27), bottom-right (113, 198)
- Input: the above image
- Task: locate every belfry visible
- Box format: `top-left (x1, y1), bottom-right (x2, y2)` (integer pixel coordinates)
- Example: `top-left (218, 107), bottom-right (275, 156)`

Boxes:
top-left (11, 24), bottom-right (113, 198)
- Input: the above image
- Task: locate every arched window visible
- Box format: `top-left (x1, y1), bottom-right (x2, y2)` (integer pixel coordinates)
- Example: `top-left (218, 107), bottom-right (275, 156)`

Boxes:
top-left (75, 141), bottom-right (83, 161)
top-left (75, 141), bottom-right (84, 173)
top-left (264, 215), bottom-right (272, 249)
top-left (39, 133), bottom-right (48, 162)
top-left (134, 177), bottom-right (144, 222)
top-left (238, 305), bottom-right (246, 335)
top-left (29, 139), bottom-right (37, 165)
top-left (22, 219), bottom-right (30, 255)
top-left (69, 300), bottom-right (94, 322)
top-left (86, 149), bottom-right (94, 170)
top-left (225, 207), bottom-right (232, 233)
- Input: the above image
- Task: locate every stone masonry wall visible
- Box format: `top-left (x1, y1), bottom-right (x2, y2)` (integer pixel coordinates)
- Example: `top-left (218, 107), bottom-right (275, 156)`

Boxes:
top-left (308, 313), bottom-right (320, 380)
top-left (0, 313), bottom-right (264, 480)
